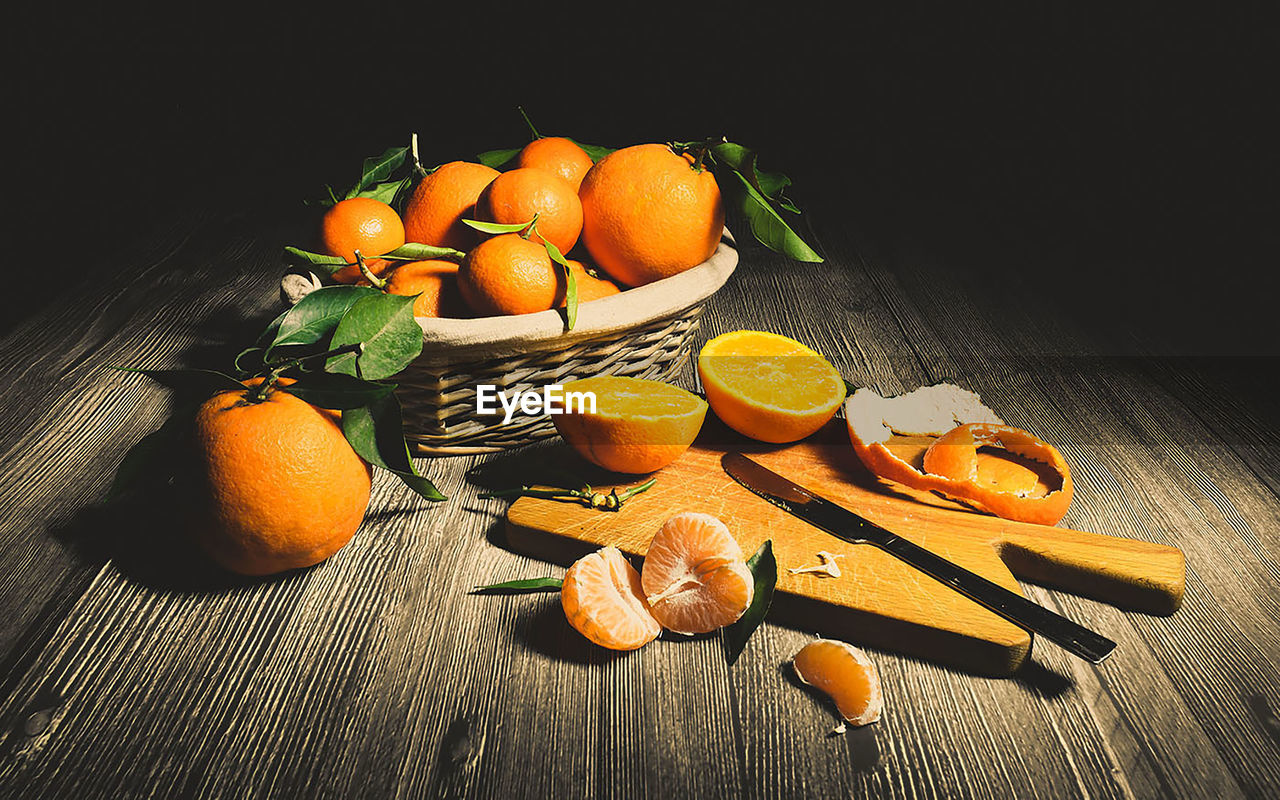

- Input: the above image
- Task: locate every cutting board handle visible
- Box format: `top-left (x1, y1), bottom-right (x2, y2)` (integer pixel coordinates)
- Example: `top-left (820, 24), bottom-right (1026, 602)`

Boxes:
top-left (997, 527), bottom-right (1185, 615)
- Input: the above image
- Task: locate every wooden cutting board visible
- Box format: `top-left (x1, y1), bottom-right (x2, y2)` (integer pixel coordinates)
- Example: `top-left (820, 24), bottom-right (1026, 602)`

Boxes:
top-left (496, 419), bottom-right (1185, 675)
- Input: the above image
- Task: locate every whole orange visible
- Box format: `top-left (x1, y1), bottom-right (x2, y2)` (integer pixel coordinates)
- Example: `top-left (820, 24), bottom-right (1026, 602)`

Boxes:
top-left (474, 167), bottom-right (583, 255)
top-left (320, 197), bottom-right (405, 264)
top-left (516, 137), bottom-right (595, 191)
top-left (190, 378), bottom-right (372, 576)
top-left (578, 144), bottom-right (724, 287)
top-left (384, 259), bottom-right (469, 318)
top-left (457, 233), bottom-right (562, 316)
top-left (402, 161), bottom-right (500, 250)
top-left (555, 260), bottom-right (622, 307)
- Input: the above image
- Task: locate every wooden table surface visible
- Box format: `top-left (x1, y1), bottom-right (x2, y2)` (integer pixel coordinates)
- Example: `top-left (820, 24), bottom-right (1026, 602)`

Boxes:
top-left (0, 200), bottom-right (1277, 799)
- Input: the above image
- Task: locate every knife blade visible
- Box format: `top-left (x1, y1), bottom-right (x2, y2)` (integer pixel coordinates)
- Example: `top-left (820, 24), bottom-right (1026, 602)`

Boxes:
top-left (721, 452), bottom-right (1116, 664)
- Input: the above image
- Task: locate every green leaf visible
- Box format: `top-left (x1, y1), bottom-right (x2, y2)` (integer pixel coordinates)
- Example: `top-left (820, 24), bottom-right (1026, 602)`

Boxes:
top-left (477, 147), bottom-right (522, 169)
top-left (349, 176), bottom-right (410, 206)
top-left (280, 372), bottom-right (396, 410)
top-left (113, 367), bottom-right (246, 397)
top-left (326, 292), bottom-right (423, 380)
top-left (284, 246), bottom-right (349, 276)
top-left (710, 142), bottom-right (797, 206)
top-left (382, 242), bottom-right (468, 261)
top-left (470, 577), bottom-right (563, 594)
top-left (544, 240), bottom-right (577, 330)
top-left (721, 169), bottom-right (823, 262)
top-left (342, 392), bottom-right (446, 501)
top-left (462, 218), bottom-right (531, 235)
top-left (724, 540), bottom-right (777, 665)
top-left (345, 146), bottom-right (408, 199)
top-left (106, 405), bottom-right (195, 502)
top-left (566, 138), bottom-right (615, 162)
top-left (271, 285), bottom-right (381, 352)
top-left (254, 308), bottom-right (290, 347)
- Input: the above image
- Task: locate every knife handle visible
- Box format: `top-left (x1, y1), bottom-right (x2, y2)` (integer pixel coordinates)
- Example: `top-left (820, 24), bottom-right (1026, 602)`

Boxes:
top-left (874, 531), bottom-right (1117, 664)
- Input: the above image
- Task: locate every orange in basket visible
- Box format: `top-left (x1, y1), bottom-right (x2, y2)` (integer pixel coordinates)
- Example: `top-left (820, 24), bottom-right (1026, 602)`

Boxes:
top-left (516, 136), bottom-right (595, 190)
top-left (402, 161), bottom-right (499, 250)
top-left (579, 144), bottom-right (724, 287)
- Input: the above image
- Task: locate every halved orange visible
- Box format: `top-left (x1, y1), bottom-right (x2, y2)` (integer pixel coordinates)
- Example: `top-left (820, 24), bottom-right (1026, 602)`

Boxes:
top-left (552, 376), bottom-right (707, 474)
top-left (640, 512), bottom-right (753, 635)
top-left (561, 546), bottom-right (661, 651)
top-left (792, 638), bottom-right (883, 726)
top-left (697, 330), bottom-right (846, 443)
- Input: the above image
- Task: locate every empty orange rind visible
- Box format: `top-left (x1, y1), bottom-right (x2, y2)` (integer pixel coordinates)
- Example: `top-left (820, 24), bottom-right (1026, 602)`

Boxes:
top-left (922, 422), bottom-right (1074, 525)
top-left (845, 384), bottom-right (1073, 525)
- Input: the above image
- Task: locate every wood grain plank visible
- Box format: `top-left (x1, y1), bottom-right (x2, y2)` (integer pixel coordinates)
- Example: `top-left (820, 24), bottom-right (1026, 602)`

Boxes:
top-left (0, 208), bottom-right (1276, 799)
top-left (845, 221), bottom-right (1275, 797)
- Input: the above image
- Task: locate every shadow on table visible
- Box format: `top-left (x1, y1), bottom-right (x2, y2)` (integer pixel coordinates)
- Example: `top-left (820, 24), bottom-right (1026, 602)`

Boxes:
top-left (778, 661), bottom-right (883, 769)
top-left (509, 599), bottom-right (631, 667)
top-left (49, 486), bottom-right (284, 595)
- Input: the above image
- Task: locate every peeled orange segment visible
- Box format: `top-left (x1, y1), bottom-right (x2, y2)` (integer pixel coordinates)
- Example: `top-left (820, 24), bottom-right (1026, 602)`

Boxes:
top-left (561, 546), bottom-right (662, 651)
top-left (640, 512), bottom-right (753, 635)
top-left (551, 376), bottom-right (708, 474)
top-left (792, 638), bottom-right (883, 726)
top-left (697, 330), bottom-right (846, 443)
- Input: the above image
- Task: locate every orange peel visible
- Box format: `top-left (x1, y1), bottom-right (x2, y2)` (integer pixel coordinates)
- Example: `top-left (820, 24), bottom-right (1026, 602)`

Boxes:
top-left (845, 384), bottom-right (1073, 525)
top-left (922, 423), bottom-right (1074, 525)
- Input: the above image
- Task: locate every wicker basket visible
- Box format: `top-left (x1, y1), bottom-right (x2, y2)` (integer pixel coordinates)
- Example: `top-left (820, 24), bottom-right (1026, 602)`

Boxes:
top-left (285, 229), bottom-right (739, 455)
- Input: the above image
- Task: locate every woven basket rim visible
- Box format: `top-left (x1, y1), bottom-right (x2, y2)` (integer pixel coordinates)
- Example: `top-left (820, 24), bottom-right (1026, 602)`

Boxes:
top-left (414, 227), bottom-right (737, 357)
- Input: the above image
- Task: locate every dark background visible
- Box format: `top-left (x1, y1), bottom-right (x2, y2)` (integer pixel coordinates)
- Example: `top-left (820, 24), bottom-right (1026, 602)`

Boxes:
top-left (8, 7), bottom-right (1276, 355)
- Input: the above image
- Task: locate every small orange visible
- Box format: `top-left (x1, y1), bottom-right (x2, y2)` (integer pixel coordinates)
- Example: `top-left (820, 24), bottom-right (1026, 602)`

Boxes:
top-left (640, 512), bottom-right (753, 635)
top-left (320, 197), bottom-right (405, 264)
top-left (579, 143), bottom-right (724, 287)
top-left (402, 161), bottom-right (500, 250)
top-left (457, 233), bottom-right (561, 316)
top-left (384, 259), bottom-right (469, 318)
top-left (555, 260), bottom-right (622, 307)
top-left (190, 378), bottom-right (372, 576)
top-left (697, 330), bottom-right (846, 443)
top-left (474, 167), bottom-right (583, 255)
top-left (792, 638), bottom-right (883, 726)
top-left (516, 136), bottom-right (595, 191)
top-left (561, 545), bottom-right (662, 651)
top-left (551, 376), bottom-right (707, 474)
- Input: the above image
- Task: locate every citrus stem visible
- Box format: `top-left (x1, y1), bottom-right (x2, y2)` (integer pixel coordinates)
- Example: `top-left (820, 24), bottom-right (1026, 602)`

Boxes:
top-left (410, 132), bottom-right (428, 177)
top-left (518, 106), bottom-right (541, 140)
top-left (478, 478), bottom-right (656, 512)
top-left (258, 342), bottom-right (364, 384)
top-left (519, 213), bottom-right (541, 241)
top-left (692, 145), bottom-right (709, 172)
top-left (354, 251), bottom-right (387, 290)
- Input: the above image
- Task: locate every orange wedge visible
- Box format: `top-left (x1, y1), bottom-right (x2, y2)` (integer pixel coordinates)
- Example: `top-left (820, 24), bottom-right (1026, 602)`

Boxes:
top-left (561, 546), bottom-right (662, 651)
top-left (697, 330), bottom-right (846, 443)
top-left (640, 512), bottom-right (753, 635)
top-left (792, 638), bottom-right (883, 726)
top-left (552, 376), bottom-right (708, 474)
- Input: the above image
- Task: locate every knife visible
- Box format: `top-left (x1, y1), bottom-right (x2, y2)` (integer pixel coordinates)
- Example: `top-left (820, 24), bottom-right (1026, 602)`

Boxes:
top-left (721, 452), bottom-right (1117, 664)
